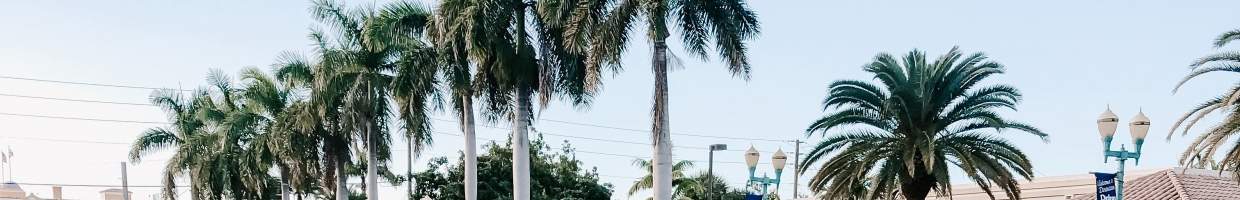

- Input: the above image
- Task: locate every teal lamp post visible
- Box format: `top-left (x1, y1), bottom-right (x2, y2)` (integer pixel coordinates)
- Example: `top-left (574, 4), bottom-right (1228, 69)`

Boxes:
top-left (745, 146), bottom-right (787, 199)
top-left (1097, 108), bottom-right (1151, 200)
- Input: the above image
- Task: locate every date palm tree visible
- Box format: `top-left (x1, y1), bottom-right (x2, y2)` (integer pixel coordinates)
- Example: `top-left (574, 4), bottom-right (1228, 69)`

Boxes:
top-left (1168, 29), bottom-right (1240, 179)
top-left (627, 159), bottom-right (699, 200)
top-left (799, 48), bottom-right (1047, 200)
top-left (431, 0), bottom-right (605, 199)
top-left (588, 0), bottom-right (760, 198)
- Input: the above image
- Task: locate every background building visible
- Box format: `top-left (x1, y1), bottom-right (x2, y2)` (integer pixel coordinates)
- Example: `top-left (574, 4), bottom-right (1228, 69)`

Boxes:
top-left (933, 168), bottom-right (1240, 200)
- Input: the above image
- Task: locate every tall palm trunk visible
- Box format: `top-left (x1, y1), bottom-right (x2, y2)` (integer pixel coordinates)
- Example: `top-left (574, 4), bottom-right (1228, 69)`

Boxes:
top-left (461, 95), bottom-right (479, 200)
top-left (280, 167), bottom-right (291, 200)
top-left (406, 132), bottom-right (414, 199)
top-left (336, 154), bottom-right (349, 200)
top-left (512, 87), bottom-right (533, 200)
top-left (900, 162), bottom-right (936, 200)
top-left (512, 4), bottom-right (532, 200)
top-left (366, 123), bottom-right (379, 200)
top-left (651, 40), bottom-right (673, 200)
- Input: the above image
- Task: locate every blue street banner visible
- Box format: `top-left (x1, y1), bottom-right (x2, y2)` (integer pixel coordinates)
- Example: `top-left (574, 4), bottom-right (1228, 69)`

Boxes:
top-left (744, 194), bottom-right (763, 200)
top-left (1095, 172), bottom-right (1117, 200)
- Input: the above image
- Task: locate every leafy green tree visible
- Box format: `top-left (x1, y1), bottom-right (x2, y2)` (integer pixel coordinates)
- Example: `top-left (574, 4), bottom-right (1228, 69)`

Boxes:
top-left (627, 159), bottom-right (698, 200)
top-left (679, 172), bottom-right (748, 200)
top-left (1169, 29), bottom-right (1240, 179)
top-left (799, 48), bottom-right (1047, 200)
top-left (587, 0), bottom-right (761, 198)
top-left (411, 135), bottom-right (613, 200)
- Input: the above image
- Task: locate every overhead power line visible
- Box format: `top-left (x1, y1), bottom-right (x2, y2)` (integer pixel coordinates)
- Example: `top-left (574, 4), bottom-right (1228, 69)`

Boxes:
top-left (0, 76), bottom-right (796, 144)
top-left (0, 112), bottom-right (167, 124)
top-left (429, 130), bottom-right (769, 165)
top-left (14, 182), bottom-right (178, 188)
top-left (434, 118), bottom-right (776, 153)
top-left (0, 75), bottom-right (190, 92)
top-left (0, 93), bottom-right (152, 106)
top-left (540, 118), bottom-right (790, 143)
top-left (0, 109), bottom-right (783, 157)
top-left (0, 136), bottom-right (128, 145)
top-left (0, 109), bottom-right (782, 156)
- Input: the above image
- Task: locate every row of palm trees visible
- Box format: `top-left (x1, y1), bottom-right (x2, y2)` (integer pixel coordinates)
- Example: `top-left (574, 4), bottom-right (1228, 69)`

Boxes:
top-left (129, 0), bottom-right (761, 200)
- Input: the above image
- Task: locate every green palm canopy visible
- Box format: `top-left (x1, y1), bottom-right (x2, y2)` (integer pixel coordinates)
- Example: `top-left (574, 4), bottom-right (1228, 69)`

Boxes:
top-left (627, 159), bottom-right (698, 199)
top-left (800, 47), bottom-right (1047, 200)
top-left (1168, 29), bottom-right (1240, 177)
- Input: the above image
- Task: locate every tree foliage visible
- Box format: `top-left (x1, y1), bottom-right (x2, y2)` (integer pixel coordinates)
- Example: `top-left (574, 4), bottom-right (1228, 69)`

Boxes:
top-left (677, 172), bottom-right (749, 200)
top-left (800, 47), bottom-right (1047, 200)
top-left (1169, 28), bottom-right (1240, 179)
top-left (411, 135), bottom-right (613, 200)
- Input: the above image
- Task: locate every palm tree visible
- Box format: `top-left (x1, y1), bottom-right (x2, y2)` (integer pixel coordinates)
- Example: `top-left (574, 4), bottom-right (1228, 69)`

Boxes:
top-left (130, 89), bottom-right (207, 199)
top-left (195, 70), bottom-right (281, 200)
top-left (426, 4), bottom-right (483, 199)
top-left (239, 66), bottom-right (331, 200)
top-left (274, 44), bottom-right (354, 200)
top-left (628, 159), bottom-right (699, 200)
top-left (799, 48), bottom-right (1047, 200)
top-left (431, 0), bottom-right (605, 199)
top-left (1168, 29), bottom-right (1240, 179)
top-left (131, 70), bottom-right (284, 200)
top-left (588, 0), bottom-right (760, 198)
top-left (304, 1), bottom-right (437, 199)
top-left (373, 1), bottom-right (442, 197)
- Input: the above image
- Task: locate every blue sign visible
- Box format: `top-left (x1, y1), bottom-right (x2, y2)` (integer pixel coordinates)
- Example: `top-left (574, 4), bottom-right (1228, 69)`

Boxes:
top-left (1095, 172), bottom-right (1117, 200)
top-left (744, 194), bottom-right (763, 200)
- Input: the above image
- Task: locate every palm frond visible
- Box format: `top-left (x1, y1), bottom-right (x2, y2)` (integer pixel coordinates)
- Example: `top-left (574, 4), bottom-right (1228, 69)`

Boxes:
top-left (1215, 29), bottom-right (1240, 48)
top-left (802, 48), bottom-right (1042, 200)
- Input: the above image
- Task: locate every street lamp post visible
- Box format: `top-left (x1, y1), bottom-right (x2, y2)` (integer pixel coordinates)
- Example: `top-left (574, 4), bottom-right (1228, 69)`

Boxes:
top-left (744, 146), bottom-right (787, 199)
top-left (1096, 108), bottom-right (1151, 200)
top-left (708, 144), bottom-right (727, 200)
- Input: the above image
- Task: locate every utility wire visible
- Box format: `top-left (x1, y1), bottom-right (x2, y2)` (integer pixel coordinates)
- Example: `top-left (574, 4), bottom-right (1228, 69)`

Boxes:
top-left (454, 119), bottom-right (779, 153)
top-left (0, 93), bottom-right (152, 106)
top-left (427, 130), bottom-right (769, 165)
top-left (0, 91), bottom-right (796, 150)
top-left (539, 118), bottom-right (790, 142)
top-left (0, 112), bottom-right (167, 124)
top-left (13, 182), bottom-right (176, 188)
top-left (0, 75), bottom-right (190, 92)
top-left (0, 110), bottom-right (783, 162)
top-left (0, 136), bottom-right (128, 145)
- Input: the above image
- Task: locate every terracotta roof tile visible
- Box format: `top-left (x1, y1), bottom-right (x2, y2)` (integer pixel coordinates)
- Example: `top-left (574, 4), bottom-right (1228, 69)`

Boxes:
top-left (1071, 168), bottom-right (1240, 200)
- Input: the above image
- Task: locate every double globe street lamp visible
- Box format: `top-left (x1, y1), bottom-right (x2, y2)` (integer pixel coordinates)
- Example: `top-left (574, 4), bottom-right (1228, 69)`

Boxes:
top-left (745, 146), bottom-right (787, 199)
top-left (1096, 107), bottom-right (1151, 200)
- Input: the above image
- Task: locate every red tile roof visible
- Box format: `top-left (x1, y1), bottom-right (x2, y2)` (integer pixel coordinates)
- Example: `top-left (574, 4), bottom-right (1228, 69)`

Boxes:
top-left (1070, 168), bottom-right (1240, 200)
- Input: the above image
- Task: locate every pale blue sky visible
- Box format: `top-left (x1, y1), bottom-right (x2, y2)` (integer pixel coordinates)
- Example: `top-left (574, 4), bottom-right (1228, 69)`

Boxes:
top-left (2, 0), bottom-right (1239, 199)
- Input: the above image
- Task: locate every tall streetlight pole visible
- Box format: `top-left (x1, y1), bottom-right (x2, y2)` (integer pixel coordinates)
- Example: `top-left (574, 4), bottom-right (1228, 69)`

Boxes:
top-left (707, 144), bottom-right (727, 200)
top-left (1096, 108), bottom-right (1150, 200)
